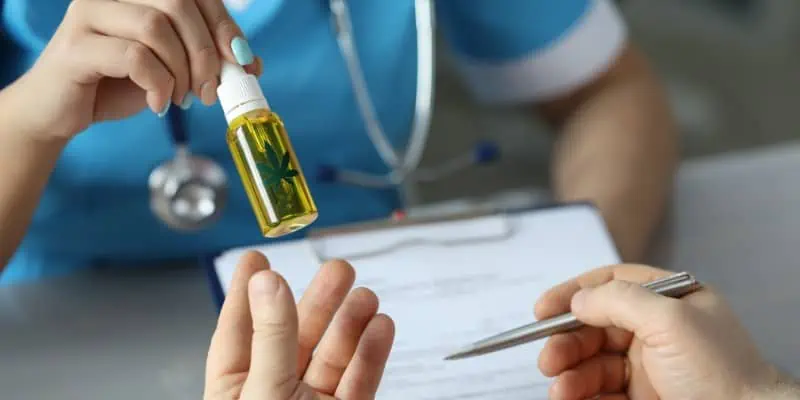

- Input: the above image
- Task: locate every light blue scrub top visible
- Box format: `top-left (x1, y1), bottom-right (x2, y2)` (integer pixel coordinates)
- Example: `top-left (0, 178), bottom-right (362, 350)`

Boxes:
top-left (0, 0), bottom-right (628, 284)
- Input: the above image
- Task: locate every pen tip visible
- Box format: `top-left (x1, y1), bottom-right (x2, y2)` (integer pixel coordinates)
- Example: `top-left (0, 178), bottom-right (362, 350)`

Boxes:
top-left (443, 347), bottom-right (472, 361)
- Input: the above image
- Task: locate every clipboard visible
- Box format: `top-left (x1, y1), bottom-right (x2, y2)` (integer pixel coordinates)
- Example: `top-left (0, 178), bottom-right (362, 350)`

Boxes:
top-left (200, 201), bottom-right (617, 312)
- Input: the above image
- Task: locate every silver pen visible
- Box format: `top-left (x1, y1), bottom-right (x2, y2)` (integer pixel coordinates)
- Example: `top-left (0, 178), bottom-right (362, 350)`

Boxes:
top-left (444, 271), bottom-right (703, 361)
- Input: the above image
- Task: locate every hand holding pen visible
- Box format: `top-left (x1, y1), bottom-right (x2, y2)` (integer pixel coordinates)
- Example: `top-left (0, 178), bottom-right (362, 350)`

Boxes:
top-left (453, 265), bottom-right (785, 400)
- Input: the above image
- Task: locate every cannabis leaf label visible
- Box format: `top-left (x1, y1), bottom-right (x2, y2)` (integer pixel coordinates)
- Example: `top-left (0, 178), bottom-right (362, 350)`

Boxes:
top-left (257, 142), bottom-right (298, 189)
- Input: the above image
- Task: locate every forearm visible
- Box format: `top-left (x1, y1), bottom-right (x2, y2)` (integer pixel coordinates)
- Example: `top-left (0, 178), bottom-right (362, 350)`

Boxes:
top-left (547, 49), bottom-right (678, 262)
top-left (0, 78), bottom-right (66, 267)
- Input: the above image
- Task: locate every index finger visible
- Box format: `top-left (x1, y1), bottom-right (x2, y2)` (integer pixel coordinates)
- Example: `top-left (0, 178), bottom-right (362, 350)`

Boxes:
top-left (534, 264), bottom-right (673, 320)
top-left (195, 0), bottom-right (249, 64)
top-left (125, 0), bottom-right (220, 104)
top-left (205, 251), bottom-right (269, 380)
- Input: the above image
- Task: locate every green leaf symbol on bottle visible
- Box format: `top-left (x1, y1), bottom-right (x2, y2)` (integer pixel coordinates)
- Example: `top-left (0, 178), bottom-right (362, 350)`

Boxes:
top-left (257, 141), bottom-right (298, 190)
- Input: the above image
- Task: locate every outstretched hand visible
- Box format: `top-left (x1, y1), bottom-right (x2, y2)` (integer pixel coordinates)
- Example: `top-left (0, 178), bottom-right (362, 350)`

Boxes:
top-left (204, 251), bottom-right (395, 400)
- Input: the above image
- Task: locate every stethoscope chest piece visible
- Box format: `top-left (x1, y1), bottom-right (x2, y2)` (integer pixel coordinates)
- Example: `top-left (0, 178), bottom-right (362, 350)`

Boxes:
top-left (148, 146), bottom-right (228, 231)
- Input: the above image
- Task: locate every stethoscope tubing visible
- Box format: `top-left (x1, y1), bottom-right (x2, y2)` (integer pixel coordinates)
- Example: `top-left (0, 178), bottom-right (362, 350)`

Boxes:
top-left (328, 0), bottom-right (438, 183)
top-left (166, 107), bottom-right (187, 145)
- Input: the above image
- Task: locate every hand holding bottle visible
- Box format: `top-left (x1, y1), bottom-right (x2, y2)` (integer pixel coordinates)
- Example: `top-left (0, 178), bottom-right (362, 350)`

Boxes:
top-left (534, 264), bottom-right (785, 400)
top-left (204, 251), bottom-right (395, 400)
top-left (15, 0), bottom-right (262, 142)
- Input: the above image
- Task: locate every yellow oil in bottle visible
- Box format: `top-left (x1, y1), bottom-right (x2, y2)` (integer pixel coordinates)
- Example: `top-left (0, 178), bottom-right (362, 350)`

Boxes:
top-left (226, 109), bottom-right (318, 237)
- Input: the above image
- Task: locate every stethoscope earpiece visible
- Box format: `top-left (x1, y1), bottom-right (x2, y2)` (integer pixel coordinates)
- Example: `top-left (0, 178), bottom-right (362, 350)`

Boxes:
top-left (473, 140), bottom-right (501, 164)
top-left (315, 164), bottom-right (339, 184)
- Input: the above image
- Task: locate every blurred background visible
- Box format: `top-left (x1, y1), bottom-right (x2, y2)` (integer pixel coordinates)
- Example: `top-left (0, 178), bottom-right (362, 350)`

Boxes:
top-left (5, 3), bottom-right (800, 398)
top-left (417, 0), bottom-right (800, 204)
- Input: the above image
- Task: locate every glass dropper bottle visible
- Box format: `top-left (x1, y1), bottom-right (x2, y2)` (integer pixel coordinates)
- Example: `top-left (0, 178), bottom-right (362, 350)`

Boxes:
top-left (217, 62), bottom-right (318, 237)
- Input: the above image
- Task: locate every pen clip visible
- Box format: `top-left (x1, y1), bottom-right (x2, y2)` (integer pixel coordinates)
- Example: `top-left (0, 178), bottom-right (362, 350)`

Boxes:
top-left (642, 271), bottom-right (694, 290)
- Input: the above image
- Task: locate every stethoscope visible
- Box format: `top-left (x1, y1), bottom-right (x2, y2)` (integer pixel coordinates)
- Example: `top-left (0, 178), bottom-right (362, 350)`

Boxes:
top-left (148, 0), bottom-right (500, 231)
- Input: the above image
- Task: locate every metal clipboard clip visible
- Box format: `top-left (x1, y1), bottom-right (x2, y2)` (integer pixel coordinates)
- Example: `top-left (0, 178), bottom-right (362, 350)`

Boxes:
top-left (306, 208), bottom-right (517, 263)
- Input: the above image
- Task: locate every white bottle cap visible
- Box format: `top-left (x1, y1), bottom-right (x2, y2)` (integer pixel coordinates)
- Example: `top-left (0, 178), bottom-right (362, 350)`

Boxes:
top-left (216, 61), bottom-right (270, 124)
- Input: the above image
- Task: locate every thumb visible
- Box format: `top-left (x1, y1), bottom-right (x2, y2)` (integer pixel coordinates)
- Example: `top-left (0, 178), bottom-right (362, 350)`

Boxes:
top-left (570, 280), bottom-right (680, 336)
top-left (240, 270), bottom-right (300, 398)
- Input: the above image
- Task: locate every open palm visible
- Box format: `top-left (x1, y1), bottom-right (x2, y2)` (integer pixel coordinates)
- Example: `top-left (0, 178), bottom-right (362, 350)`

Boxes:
top-left (204, 251), bottom-right (395, 399)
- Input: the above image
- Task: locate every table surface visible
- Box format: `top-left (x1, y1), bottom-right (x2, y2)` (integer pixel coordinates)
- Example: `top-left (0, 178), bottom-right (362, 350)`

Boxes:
top-left (3, 142), bottom-right (800, 399)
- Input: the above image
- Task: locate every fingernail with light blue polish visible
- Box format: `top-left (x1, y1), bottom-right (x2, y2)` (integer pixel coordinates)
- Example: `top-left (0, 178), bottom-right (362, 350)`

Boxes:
top-left (157, 101), bottom-right (171, 118)
top-left (179, 94), bottom-right (194, 110)
top-left (231, 36), bottom-right (254, 65)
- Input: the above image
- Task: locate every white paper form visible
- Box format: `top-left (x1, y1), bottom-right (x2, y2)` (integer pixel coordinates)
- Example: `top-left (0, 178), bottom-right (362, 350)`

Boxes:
top-left (214, 204), bottom-right (620, 399)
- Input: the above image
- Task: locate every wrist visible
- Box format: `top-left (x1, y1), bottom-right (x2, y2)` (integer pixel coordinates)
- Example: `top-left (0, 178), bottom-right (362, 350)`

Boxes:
top-left (1, 74), bottom-right (72, 149)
